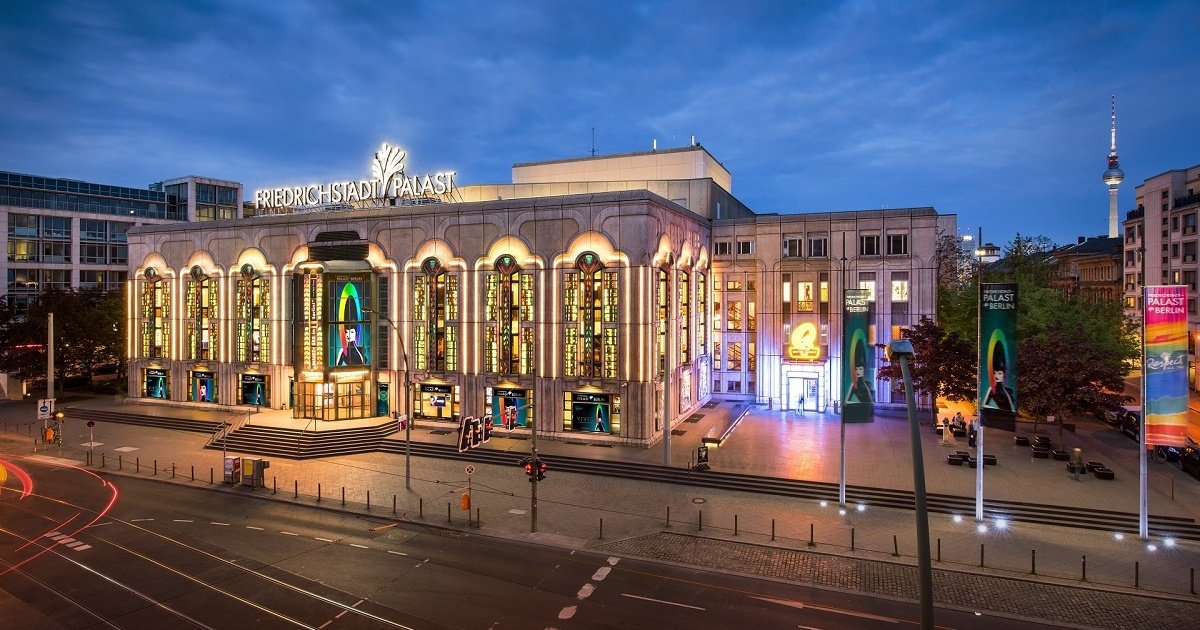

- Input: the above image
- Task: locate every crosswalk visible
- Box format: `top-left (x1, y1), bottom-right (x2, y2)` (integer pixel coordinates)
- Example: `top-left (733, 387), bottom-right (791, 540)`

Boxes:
top-left (44, 531), bottom-right (91, 551)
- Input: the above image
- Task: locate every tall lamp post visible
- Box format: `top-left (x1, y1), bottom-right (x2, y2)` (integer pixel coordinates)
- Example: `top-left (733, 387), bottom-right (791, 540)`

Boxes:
top-left (889, 338), bottom-right (934, 630)
top-left (366, 308), bottom-right (413, 490)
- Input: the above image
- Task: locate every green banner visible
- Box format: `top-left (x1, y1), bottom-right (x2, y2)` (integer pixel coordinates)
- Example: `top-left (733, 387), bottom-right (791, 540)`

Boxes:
top-left (979, 283), bottom-right (1018, 429)
top-left (842, 289), bottom-right (873, 423)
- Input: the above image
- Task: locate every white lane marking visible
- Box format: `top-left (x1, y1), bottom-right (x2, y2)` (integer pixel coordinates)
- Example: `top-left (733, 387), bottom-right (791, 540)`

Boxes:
top-left (280, 531), bottom-right (298, 536)
top-left (314, 537), bottom-right (334, 543)
top-left (113, 446), bottom-right (138, 452)
top-left (592, 566), bottom-right (612, 581)
top-left (798, 626), bottom-right (824, 630)
top-left (48, 534), bottom-right (66, 541)
top-left (64, 541), bottom-right (82, 548)
top-left (558, 606), bottom-right (577, 620)
top-left (318, 621), bottom-right (332, 629)
top-left (246, 526), bottom-right (264, 530)
top-left (349, 543), bottom-right (368, 549)
top-left (387, 550), bottom-right (408, 556)
top-left (577, 583), bottom-right (595, 600)
top-left (507, 509), bottom-right (526, 514)
top-left (131, 518), bottom-right (154, 522)
top-left (172, 520), bottom-right (193, 523)
top-left (607, 557), bottom-right (620, 566)
top-left (61, 538), bottom-right (77, 545)
top-left (46, 532), bottom-right (61, 537)
top-left (753, 596), bottom-right (898, 623)
top-left (336, 609), bottom-right (349, 618)
top-left (211, 522), bottom-right (230, 526)
top-left (88, 522), bottom-right (112, 528)
top-left (415, 559), bottom-right (429, 568)
top-left (73, 544), bottom-right (91, 551)
top-left (620, 593), bottom-right (705, 610)
top-left (26, 455), bottom-right (80, 466)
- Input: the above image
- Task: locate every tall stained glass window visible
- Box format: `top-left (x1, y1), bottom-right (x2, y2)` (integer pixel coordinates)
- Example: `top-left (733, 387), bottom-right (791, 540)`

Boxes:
top-left (235, 264), bottom-right (269, 363)
top-left (185, 266), bottom-right (218, 360)
top-left (485, 255), bottom-right (534, 374)
top-left (413, 257), bottom-right (458, 372)
top-left (696, 272), bottom-right (707, 356)
top-left (564, 252), bottom-right (618, 378)
top-left (140, 267), bottom-right (169, 358)
top-left (678, 271), bottom-right (690, 364)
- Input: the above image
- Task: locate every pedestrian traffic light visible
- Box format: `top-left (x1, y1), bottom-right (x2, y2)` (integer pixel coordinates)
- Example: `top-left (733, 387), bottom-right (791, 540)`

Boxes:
top-left (520, 457), bottom-right (534, 479)
top-left (536, 458), bottom-right (547, 481)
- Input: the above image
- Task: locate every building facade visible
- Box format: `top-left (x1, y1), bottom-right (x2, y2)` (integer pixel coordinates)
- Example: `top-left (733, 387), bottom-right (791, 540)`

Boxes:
top-left (124, 144), bottom-right (953, 445)
top-left (0, 171), bottom-right (241, 308)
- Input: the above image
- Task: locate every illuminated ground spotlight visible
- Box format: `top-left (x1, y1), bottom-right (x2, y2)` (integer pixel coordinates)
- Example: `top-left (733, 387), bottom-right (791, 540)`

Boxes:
top-left (856, 503), bottom-right (866, 512)
top-left (976, 523), bottom-right (988, 534)
top-left (819, 501), bottom-right (828, 508)
top-left (1164, 538), bottom-right (1176, 548)
top-left (1114, 533), bottom-right (1125, 541)
top-left (838, 509), bottom-right (847, 516)
top-left (953, 514), bottom-right (963, 524)
top-left (994, 518), bottom-right (1008, 530)
top-left (1147, 543), bottom-right (1159, 552)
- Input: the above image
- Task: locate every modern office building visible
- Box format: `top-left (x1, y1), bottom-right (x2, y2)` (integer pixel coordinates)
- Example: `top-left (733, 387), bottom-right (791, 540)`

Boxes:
top-left (125, 142), bottom-right (952, 445)
top-left (0, 171), bottom-right (241, 308)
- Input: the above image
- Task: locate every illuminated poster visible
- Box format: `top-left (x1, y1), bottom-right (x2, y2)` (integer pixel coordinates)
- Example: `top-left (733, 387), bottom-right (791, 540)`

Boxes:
top-left (146, 368), bottom-right (168, 399)
top-left (1144, 286), bottom-right (1188, 447)
top-left (979, 283), bottom-right (1017, 430)
top-left (491, 387), bottom-right (529, 428)
top-left (192, 371), bottom-right (215, 403)
top-left (376, 383), bottom-right (390, 417)
top-left (240, 374), bottom-right (266, 406)
top-left (327, 277), bottom-right (370, 367)
top-left (571, 392), bottom-right (611, 433)
top-left (841, 289), bottom-right (873, 423)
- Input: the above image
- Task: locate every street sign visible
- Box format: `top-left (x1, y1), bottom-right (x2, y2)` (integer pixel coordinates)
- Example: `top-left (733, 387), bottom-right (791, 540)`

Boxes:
top-left (465, 465), bottom-right (475, 475)
top-left (38, 398), bottom-right (55, 420)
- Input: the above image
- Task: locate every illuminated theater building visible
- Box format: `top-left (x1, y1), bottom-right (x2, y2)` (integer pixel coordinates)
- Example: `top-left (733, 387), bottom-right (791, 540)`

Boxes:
top-left (126, 143), bottom-right (952, 445)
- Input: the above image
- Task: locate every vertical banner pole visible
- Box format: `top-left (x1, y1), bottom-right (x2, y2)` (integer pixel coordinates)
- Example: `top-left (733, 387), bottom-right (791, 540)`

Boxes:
top-left (1140, 285), bottom-right (1150, 539)
top-left (1139, 285), bottom-right (1188, 539)
top-left (975, 229), bottom-right (984, 522)
top-left (839, 234), bottom-right (848, 506)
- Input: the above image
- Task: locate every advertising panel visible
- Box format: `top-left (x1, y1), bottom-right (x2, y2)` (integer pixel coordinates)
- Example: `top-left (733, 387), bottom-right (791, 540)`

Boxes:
top-left (146, 368), bottom-right (168, 399)
top-left (376, 383), bottom-right (390, 417)
top-left (491, 387), bottom-right (529, 428)
top-left (192, 371), bottom-right (215, 403)
top-left (1144, 286), bottom-right (1188, 446)
top-left (327, 276), bottom-right (370, 367)
top-left (841, 289), bottom-right (873, 422)
top-left (979, 283), bottom-right (1018, 430)
top-left (571, 392), bottom-right (612, 433)
top-left (240, 374), bottom-right (266, 406)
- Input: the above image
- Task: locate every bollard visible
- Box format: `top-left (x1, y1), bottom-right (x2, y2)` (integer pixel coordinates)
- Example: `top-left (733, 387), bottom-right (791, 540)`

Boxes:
top-left (1191, 567), bottom-right (1195, 595)
top-left (937, 538), bottom-right (941, 562)
top-left (1031, 549), bottom-right (1037, 574)
top-left (1082, 555), bottom-right (1087, 581)
top-left (893, 535), bottom-right (899, 557)
top-left (102, 453), bottom-right (106, 468)
top-left (153, 460), bottom-right (156, 475)
top-left (476, 507), bottom-right (480, 528)
top-left (980, 543), bottom-right (985, 567)
top-left (393, 494), bottom-right (397, 515)
top-left (171, 464), bottom-right (175, 479)
top-left (666, 506), bottom-right (671, 528)
top-left (734, 514), bottom-right (738, 536)
top-left (1135, 561), bottom-right (1140, 588)
top-left (342, 487), bottom-right (345, 506)
top-left (210, 467), bottom-right (213, 484)
top-left (420, 497), bottom-right (424, 518)
top-left (698, 510), bottom-right (703, 532)
top-left (119, 455), bottom-right (123, 470)
top-left (318, 483), bottom-right (322, 502)
top-left (191, 465), bottom-right (194, 481)
top-left (599, 518), bottom-right (604, 540)
top-left (273, 476), bottom-right (277, 495)
top-left (851, 528), bottom-right (855, 551)
top-left (447, 502), bottom-right (451, 524)
top-left (367, 490), bottom-right (370, 510)
top-left (294, 480), bottom-right (298, 498)
top-left (771, 519), bottom-right (775, 541)
top-left (808, 523), bottom-right (815, 547)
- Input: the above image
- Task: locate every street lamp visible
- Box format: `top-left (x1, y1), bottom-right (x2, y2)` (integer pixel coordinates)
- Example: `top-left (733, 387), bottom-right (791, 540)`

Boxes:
top-left (365, 308), bottom-right (413, 490)
top-left (888, 338), bottom-right (934, 630)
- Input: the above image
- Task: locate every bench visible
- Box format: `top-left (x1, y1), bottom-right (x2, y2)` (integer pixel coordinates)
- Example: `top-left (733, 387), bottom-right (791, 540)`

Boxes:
top-left (1051, 450), bottom-right (1071, 461)
top-left (1094, 468), bottom-right (1116, 480)
top-left (1085, 461), bottom-right (1106, 473)
top-left (981, 454), bottom-right (997, 466)
top-left (1032, 447), bottom-right (1050, 459)
top-left (947, 454), bottom-right (964, 465)
top-left (1013, 435), bottom-right (1030, 446)
top-left (700, 405), bottom-right (749, 447)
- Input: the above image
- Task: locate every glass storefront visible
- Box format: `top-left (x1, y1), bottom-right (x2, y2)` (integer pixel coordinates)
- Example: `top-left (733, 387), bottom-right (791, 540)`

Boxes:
top-left (415, 383), bottom-right (459, 420)
top-left (145, 368), bottom-right (168, 399)
top-left (293, 379), bottom-right (371, 420)
top-left (240, 374), bottom-right (267, 406)
top-left (190, 370), bottom-right (216, 403)
top-left (487, 386), bottom-right (531, 428)
top-left (564, 391), bottom-right (620, 434)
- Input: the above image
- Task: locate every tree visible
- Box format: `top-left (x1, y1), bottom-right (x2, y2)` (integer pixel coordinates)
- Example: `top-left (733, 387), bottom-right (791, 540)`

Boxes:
top-left (1017, 322), bottom-right (1129, 431)
top-left (878, 317), bottom-right (976, 424)
top-left (0, 288), bottom-right (126, 391)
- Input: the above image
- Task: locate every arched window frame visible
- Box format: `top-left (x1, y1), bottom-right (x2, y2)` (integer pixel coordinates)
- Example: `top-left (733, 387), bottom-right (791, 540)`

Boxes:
top-left (235, 264), bottom-right (269, 363)
top-left (413, 257), bottom-right (458, 372)
top-left (485, 255), bottom-right (534, 374)
top-left (564, 252), bottom-right (618, 378)
top-left (140, 267), bottom-right (170, 359)
top-left (185, 265), bottom-right (217, 360)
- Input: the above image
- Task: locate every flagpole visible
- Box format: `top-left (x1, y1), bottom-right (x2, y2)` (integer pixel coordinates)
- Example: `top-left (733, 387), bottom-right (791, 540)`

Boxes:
top-left (1138, 257), bottom-right (1148, 539)
top-left (839, 232), bottom-right (848, 507)
top-left (976, 227), bottom-right (984, 523)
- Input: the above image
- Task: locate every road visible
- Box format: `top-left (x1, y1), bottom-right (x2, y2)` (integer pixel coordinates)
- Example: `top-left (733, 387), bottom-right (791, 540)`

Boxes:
top-left (0, 454), bottom-right (1067, 629)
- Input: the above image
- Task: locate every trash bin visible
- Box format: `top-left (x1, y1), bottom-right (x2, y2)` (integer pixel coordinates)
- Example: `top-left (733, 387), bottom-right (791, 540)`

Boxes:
top-left (223, 456), bottom-right (241, 484)
top-left (240, 458), bottom-right (269, 488)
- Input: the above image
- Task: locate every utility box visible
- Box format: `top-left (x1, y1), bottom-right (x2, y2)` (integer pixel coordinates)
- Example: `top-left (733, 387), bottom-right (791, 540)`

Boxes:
top-left (241, 458), bottom-right (269, 488)
top-left (223, 456), bottom-right (242, 484)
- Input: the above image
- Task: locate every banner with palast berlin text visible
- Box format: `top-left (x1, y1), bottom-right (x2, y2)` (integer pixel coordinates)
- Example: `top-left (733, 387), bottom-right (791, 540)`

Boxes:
top-left (979, 283), bottom-right (1018, 431)
top-left (1143, 286), bottom-right (1188, 447)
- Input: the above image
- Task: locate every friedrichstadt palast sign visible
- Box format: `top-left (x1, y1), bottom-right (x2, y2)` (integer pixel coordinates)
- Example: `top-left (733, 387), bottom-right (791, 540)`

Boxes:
top-left (254, 143), bottom-right (456, 211)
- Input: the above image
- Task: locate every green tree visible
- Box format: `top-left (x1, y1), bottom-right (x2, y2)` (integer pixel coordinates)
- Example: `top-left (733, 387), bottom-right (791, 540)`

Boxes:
top-left (1017, 322), bottom-right (1129, 432)
top-left (878, 316), bottom-right (976, 424)
top-left (0, 288), bottom-right (126, 391)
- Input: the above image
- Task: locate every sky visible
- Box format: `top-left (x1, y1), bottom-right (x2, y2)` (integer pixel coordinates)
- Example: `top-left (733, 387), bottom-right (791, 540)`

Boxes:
top-left (2, 0), bottom-right (1199, 247)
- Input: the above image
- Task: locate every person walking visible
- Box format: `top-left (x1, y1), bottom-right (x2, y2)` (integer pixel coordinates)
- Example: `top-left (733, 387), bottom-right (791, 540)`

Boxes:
top-left (1072, 448), bottom-right (1084, 481)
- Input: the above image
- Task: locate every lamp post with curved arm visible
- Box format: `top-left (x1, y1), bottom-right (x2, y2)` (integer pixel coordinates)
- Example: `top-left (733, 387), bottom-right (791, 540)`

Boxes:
top-left (366, 308), bottom-right (412, 490)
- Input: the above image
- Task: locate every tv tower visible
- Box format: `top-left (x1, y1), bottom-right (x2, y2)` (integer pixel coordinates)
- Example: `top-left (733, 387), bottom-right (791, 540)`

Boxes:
top-left (1102, 95), bottom-right (1124, 238)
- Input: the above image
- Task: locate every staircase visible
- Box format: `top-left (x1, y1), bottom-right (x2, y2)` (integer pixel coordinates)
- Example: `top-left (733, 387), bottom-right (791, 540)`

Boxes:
top-left (62, 407), bottom-right (228, 434)
top-left (208, 421), bottom-right (396, 459)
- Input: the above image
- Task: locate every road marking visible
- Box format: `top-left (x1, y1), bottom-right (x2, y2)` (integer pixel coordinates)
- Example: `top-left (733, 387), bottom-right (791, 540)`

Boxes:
top-left (558, 606), bottom-right (577, 619)
top-left (592, 566), bottom-right (612, 581)
top-left (26, 455), bottom-right (80, 466)
top-left (48, 534), bottom-right (66, 540)
top-left (280, 531), bottom-right (298, 536)
top-left (131, 518), bottom-right (154, 522)
top-left (172, 520), bottom-right (193, 523)
top-left (211, 522), bottom-right (230, 526)
top-left (318, 621), bottom-right (332, 629)
top-left (508, 509), bottom-right (526, 515)
top-left (349, 543), bottom-right (368, 549)
top-left (73, 544), bottom-right (91, 551)
top-left (113, 447), bottom-right (138, 452)
top-left (246, 526), bottom-right (264, 530)
top-left (387, 550), bottom-right (408, 556)
top-left (88, 522), bottom-right (113, 528)
top-left (798, 626), bottom-right (825, 630)
top-left (336, 610), bottom-right (349, 618)
top-left (607, 557), bottom-right (620, 566)
top-left (315, 537), bottom-right (334, 543)
top-left (620, 593), bottom-right (705, 610)
top-left (753, 597), bottom-right (898, 623)
top-left (577, 583), bottom-right (595, 600)
top-left (415, 559), bottom-right (429, 568)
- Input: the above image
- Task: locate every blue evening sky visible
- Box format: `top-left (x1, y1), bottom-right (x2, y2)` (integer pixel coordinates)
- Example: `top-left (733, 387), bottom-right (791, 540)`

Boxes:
top-left (2, 0), bottom-right (1198, 247)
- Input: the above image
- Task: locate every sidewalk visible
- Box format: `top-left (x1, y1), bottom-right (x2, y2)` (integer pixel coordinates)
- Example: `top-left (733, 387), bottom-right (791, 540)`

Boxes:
top-left (4, 395), bottom-right (1200, 629)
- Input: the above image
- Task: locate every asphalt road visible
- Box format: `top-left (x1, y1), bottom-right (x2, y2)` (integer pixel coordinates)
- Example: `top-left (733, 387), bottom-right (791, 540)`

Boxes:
top-left (1, 455), bottom-right (1063, 629)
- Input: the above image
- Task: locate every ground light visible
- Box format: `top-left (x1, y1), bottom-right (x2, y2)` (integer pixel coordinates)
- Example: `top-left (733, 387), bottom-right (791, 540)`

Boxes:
top-left (856, 503), bottom-right (866, 512)
top-left (838, 509), bottom-right (847, 516)
top-left (976, 523), bottom-right (988, 534)
top-left (994, 518), bottom-right (1008, 530)
top-left (953, 515), bottom-right (963, 524)
top-left (1147, 544), bottom-right (1159, 552)
top-left (1164, 538), bottom-right (1176, 548)
top-left (819, 501), bottom-right (828, 508)
top-left (1114, 533), bottom-right (1125, 541)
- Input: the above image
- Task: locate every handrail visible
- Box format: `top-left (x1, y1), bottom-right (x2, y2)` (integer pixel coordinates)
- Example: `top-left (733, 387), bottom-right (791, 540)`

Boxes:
top-left (298, 417), bottom-right (316, 458)
top-left (207, 411), bottom-right (250, 450)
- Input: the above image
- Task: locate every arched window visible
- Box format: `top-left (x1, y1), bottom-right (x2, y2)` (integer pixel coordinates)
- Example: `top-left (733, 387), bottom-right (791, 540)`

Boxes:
top-left (140, 267), bottom-right (170, 359)
top-left (657, 268), bottom-right (669, 374)
top-left (679, 270), bottom-right (690, 364)
top-left (696, 270), bottom-right (707, 356)
top-left (564, 252), bottom-right (618, 378)
top-left (413, 257), bottom-right (458, 371)
top-left (185, 265), bottom-right (217, 360)
top-left (235, 264), bottom-right (269, 363)
top-left (485, 255), bottom-right (534, 374)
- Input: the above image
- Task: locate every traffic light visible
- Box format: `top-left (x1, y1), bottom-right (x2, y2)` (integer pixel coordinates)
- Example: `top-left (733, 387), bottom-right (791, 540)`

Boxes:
top-left (536, 458), bottom-right (547, 481)
top-left (469, 417), bottom-right (482, 448)
top-left (457, 418), bottom-right (472, 453)
top-left (520, 457), bottom-right (534, 480)
top-left (482, 415), bottom-right (493, 443)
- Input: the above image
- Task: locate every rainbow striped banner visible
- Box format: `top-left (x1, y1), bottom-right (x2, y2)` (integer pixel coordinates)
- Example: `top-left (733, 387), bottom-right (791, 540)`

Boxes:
top-left (1143, 286), bottom-right (1188, 447)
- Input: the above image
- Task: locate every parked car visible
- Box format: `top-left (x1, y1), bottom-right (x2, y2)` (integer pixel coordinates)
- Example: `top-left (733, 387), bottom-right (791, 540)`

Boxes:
top-left (1119, 410), bottom-right (1141, 441)
top-left (1180, 446), bottom-right (1200, 480)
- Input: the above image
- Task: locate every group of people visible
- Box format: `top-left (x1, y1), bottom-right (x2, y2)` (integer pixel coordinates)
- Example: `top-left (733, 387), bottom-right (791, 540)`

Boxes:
top-left (940, 411), bottom-right (978, 447)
